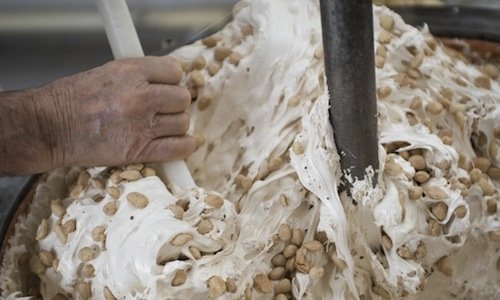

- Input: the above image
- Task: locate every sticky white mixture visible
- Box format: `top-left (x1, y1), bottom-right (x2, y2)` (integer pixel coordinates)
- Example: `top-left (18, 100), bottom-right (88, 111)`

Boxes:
top-left (1, 1), bottom-right (500, 299)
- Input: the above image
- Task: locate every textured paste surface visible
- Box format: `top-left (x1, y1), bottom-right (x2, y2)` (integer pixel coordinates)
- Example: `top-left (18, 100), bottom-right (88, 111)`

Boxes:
top-left (1, 1), bottom-right (500, 299)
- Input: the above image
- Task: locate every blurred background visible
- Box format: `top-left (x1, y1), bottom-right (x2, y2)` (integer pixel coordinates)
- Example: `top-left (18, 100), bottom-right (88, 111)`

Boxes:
top-left (1, 0), bottom-right (500, 91)
top-left (0, 0), bottom-right (238, 91)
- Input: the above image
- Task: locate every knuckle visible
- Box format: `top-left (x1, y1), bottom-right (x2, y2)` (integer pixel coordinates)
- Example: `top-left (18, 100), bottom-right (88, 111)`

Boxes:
top-left (147, 85), bottom-right (162, 101)
top-left (179, 113), bottom-right (190, 132)
top-left (166, 57), bottom-right (183, 83)
top-left (178, 87), bottom-right (191, 109)
top-left (146, 124), bottom-right (158, 140)
top-left (125, 90), bottom-right (144, 107)
top-left (125, 139), bottom-right (147, 162)
top-left (114, 58), bottom-right (141, 75)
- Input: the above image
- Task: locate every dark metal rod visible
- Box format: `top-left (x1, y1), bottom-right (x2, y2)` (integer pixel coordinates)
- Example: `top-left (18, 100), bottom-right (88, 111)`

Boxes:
top-left (320, 0), bottom-right (379, 187)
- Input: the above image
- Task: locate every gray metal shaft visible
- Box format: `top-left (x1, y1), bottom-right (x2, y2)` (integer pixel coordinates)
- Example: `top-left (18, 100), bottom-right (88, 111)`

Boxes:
top-left (320, 0), bottom-right (379, 186)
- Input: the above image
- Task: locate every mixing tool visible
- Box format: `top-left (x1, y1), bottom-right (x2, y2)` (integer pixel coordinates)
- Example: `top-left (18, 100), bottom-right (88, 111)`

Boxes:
top-left (95, 0), bottom-right (196, 190)
top-left (320, 0), bottom-right (379, 188)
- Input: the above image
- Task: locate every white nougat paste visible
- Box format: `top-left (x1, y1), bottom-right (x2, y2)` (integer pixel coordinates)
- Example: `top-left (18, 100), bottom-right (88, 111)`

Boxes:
top-left (1, 1), bottom-right (499, 299)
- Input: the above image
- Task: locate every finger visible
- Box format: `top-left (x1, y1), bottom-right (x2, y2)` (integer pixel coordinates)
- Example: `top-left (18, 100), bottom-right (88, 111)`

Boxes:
top-left (137, 56), bottom-right (183, 84)
top-left (151, 113), bottom-right (190, 138)
top-left (139, 135), bottom-right (196, 162)
top-left (147, 85), bottom-right (191, 114)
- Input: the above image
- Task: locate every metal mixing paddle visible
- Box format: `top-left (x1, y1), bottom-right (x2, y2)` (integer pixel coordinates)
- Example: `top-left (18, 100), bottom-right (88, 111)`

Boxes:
top-left (319, 0), bottom-right (379, 189)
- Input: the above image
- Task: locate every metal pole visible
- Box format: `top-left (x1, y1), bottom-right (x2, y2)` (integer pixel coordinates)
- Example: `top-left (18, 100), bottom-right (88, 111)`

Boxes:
top-left (320, 0), bottom-right (379, 188)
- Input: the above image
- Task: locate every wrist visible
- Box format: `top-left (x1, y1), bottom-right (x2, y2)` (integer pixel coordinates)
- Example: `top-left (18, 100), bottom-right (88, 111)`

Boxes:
top-left (0, 84), bottom-right (72, 175)
top-left (0, 89), bottom-right (44, 174)
top-left (31, 81), bottom-right (75, 169)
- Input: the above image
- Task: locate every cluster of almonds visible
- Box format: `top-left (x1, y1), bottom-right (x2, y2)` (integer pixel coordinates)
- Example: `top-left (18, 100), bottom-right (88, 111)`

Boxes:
top-left (30, 164), bottom-right (158, 300)
top-left (384, 145), bottom-right (466, 228)
top-left (375, 15), bottom-right (397, 69)
top-left (166, 195), bottom-right (228, 297)
top-left (234, 139), bottom-right (305, 192)
top-left (170, 222), bottom-right (330, 299)
top-left (163, 193), bottom-right (223, 270)
top-left (240, 224), bottom-right (331, 300)
top-left (375, 13), bottom-right (431, 85)
top-left (376, 12), bottom-right (500, 124)
top-left (382, 83), bottom-right (500, 233)
top-left (102, 164), bottom-right (157, 217)
top-left (227, 141), bottom-right (308, 219)
top-left (374, 12), bottom-right (499, 287)
top-left (376, 14), bottom-right (452, 93)
top-left (31, 158), bottom-right (238, 299)
top-left (383, 138), bottom-right (499, 271)
top-left (181, 24), bottom-right (251, 113)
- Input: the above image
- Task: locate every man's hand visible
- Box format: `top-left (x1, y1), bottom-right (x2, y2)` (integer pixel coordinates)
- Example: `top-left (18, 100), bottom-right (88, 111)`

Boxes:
top-left (0, 56), bottom-right (196, 175)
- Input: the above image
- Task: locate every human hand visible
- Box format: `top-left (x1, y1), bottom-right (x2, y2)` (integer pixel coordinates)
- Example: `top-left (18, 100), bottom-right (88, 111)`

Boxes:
top-left (0, 56), bottom-right (195, 175)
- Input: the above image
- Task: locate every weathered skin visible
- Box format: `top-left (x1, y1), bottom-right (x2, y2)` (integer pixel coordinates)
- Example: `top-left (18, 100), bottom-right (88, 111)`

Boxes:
top-left (0, 56), bottom-right (195, 176)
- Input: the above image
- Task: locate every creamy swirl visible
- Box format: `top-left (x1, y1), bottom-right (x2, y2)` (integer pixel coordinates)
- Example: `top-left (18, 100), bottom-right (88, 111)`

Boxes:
top-left (1, 1), bottom-right (499, 299)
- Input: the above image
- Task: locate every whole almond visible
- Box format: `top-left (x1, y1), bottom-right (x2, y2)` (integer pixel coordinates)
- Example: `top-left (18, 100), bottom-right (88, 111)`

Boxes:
top-left (62, 219), bottom-right (77, 234)
top-left (106, 186), bottom-right (121, 200)
top-left (269, 266), bottom-right (286, 280)
top-left (226, 278), bottom-right (237, 293)
top-left (36, 219), bottom-right (49, 241)
top-left (80, 264), bottom-right (95, 278)
top-left (91, 226), bottom-right (106, 242)
top-left (127, 192), bottom-right (149, 208)
top-left (78, 247), bottom-right (97, 262)
top-left (103, 201), bottom-right (118, 216)
top-left (380, 15), bottom-right (395, 31)
top-left (202, 36), bottom-right (218, 47)
top-left (104, 287), bottom-right (117, 300)
top-left (204, 194), bottom-right (224, 208)
top-left (120, 170), bottom-right (142, 181)
top-left (197, 219), bottom-right (214, 234)
top-left (172, 270), bottom-right (187, 286)
top-left (54, 224), bottom-right (67, 244)
top-left (51, 199), bottom-right (66, 217)
top-left (39, 250), bottom-right (54, 267)
top-left (189, 246), bottom-right (202, 259)
top-left (271, 254), bottom-right (286, 267)
top-left (408, 155), bottom-right (426, 170)
top-left (207, 276), bottom-right (226, 298)
top-left (278, 224), bottom-right (292, 242)
top-left (214, 47), bottom-right (232, 61)
top-left (274, 278), bottom-right (291, 294)
top-left (171, 233), bottom-right (192, 246)
top-left (141, 167), bottom-right (156, 177)
top-left (253, 273), bottom-right (272, 294)
top-left (77, 282), bottom-right (92, 300)
top-left (292, 229), bottom-right (305, 246)
top-left (303, 240), bottom-right (323, 252)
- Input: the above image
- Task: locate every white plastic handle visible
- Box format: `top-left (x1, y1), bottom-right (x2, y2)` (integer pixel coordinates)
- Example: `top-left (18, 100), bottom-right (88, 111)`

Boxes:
top-left (95, 0), bottom-right (195, 189)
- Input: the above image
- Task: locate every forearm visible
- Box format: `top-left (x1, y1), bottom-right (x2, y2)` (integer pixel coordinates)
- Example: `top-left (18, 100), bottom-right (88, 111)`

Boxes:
top-left (0, 88), bottom-right (62, 175)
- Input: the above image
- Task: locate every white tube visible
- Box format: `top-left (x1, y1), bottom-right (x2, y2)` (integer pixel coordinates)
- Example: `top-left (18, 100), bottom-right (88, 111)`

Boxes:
top-left (95, 0), bottom-right (195, 189)
top-left (95, 0), bottom-right (143, 59)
